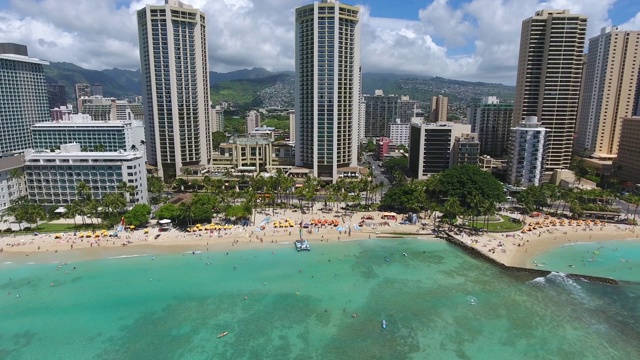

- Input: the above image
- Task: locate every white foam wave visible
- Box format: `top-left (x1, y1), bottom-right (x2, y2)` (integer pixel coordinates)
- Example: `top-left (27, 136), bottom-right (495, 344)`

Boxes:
top-left (547, 272), bottom-right (590, 303)
top-left (184, 251), bottom-right (202, 254)
top-left (527, 276), bottom-right (548, 287)
top-left (3, 261), bottom-right (13, 265)
top-left (105, 254), bottom-right (149, 259)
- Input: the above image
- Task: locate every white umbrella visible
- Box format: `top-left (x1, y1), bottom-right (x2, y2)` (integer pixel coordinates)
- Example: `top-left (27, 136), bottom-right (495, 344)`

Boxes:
top-left (54, 207), bottom-right (68, 214)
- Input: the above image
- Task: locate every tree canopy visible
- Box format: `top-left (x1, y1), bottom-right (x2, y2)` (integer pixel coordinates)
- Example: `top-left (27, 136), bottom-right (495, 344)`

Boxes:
top-left (428, 165), bottom-right (505, 210)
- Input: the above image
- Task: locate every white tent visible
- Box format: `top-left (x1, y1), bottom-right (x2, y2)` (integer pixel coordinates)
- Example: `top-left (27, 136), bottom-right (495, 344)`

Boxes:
top-left (54, 207), bottom-right (68, 214)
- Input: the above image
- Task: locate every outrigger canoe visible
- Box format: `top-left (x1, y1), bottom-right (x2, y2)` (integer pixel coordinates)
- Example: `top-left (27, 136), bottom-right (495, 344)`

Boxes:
top-left (217, 331), bottom-right (229, 338)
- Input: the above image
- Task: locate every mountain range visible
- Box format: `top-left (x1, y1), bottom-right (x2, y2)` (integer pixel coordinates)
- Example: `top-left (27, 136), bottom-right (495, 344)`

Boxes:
top-left (44, 62), bottom-right (515, 112)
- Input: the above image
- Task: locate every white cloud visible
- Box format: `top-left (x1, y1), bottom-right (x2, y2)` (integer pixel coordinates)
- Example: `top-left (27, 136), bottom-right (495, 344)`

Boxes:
top-left (0, 0), bottom-right (635, 85)
top-left (619, 11), bottom-right (640, 31)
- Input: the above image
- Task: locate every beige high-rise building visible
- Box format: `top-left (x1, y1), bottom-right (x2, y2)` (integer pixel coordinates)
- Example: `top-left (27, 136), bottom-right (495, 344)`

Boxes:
top-left (575, 27), bottom-right (640, 159)
top-left (615, 117), bottom-right (640, 184)
top-left (294, 0), bottom-right (361, 181)
top-left (288, 110), bottom-right (295, 143)
top-left (429, 95), bottom-right (448, 122)
top-left (513, 9), bottom-right (587, 175)
top-left (137, 0), bottom-right (213, 180)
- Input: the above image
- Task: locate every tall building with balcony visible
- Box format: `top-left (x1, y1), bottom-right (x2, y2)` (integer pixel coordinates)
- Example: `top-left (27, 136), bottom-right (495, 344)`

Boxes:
top-left (514, 9), bottom-right (587, 176)
top-left (137, 0), bottom-right (213, 180)
top-left (429, 95), bottom-right (448, 122)
top-left (575, 27), bottom-right (640, 159)
top-left (24, 144), bottom-right (147, 207)
top-left (615, 117), bottom-right (640, 184)
top-left (364, 90), bottom-right (398, 138)
top-left (388, 119), bottom-right (411, 148)
top-left (467, 97), bottom-right (513, 158)
top-left (0, 43), bottom-right (50, 154)
top-left (246, 110), bottom-right (261, 133)
top-left (74, 83), bottom-right (92, 112)
top-left (288, 110), bottom-right (296, 143)
top-left (0, 154), bottom-right (26, 213)
top-left (408, 122), bottom-right (471, 179)
top-left (451, 133), bottom-right (481, 167)
top-left (294, 0), bottom-right (361, 181)
top-left (78, 96), bottom-right (144, 122)
top-left (47, 84), bottom-right (67, 110)
top-left (92, 84), bottom-right (104, 97)
top-left (212, 105), bottom-right (224, 133)
top-left (507, 116), bottom-right (548, 187)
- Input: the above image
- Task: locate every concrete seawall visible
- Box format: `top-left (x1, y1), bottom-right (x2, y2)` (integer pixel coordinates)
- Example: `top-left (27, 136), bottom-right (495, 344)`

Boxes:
top-left (441, 231), bottom-right (619, 285)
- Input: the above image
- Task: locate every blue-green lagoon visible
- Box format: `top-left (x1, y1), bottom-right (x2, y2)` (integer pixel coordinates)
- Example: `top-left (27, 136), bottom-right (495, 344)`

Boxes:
top-left (1, 239), bottom-right (639, 359)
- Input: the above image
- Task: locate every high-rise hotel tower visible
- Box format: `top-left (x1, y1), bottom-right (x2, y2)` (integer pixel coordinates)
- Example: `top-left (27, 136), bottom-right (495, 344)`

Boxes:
top-left (514, 10), bottom-right (587, 176)
top-left (294, 0), bottom-right (361, 181)
top-left (0, 43), bottom-right (49, 154)
top-left (137, 0), bottom-right (213, 180)
top-left (575, 26), bottom-right (640, 159)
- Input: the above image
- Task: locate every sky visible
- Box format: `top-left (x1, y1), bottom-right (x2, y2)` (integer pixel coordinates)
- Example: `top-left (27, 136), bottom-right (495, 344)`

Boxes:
top-left (0, 0), bottom-right (639, 85)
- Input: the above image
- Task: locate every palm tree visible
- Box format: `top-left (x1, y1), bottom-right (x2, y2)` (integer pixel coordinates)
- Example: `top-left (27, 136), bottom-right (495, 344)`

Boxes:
top-left (441, 197), bottom-right (462, 230)
top-left (93, 144), bottom-right (106, 152)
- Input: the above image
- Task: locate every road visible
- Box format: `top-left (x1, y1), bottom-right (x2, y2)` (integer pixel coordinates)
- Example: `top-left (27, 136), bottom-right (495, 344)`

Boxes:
top-left (363, 153), bottom-right (390, 189)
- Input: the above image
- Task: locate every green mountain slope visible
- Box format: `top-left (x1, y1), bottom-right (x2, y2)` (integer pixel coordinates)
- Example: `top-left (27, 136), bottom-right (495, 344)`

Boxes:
top-left (44, 62), bottom-right (140, 100)
top-left (42, 62), bottom-right (515, 112)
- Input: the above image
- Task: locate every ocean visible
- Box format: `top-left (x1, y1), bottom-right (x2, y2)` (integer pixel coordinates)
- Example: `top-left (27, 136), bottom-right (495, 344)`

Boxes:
top-left (1, 238), bottom-right (639, 359)
top-left (533, 239), bottom-right (640, 283)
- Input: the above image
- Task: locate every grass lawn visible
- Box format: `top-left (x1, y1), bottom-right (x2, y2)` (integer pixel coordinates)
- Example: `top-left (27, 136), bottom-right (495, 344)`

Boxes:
top-left (470, 215), bottom-right (523, 232)
top-left (7, 222), bottom-right (104, 234)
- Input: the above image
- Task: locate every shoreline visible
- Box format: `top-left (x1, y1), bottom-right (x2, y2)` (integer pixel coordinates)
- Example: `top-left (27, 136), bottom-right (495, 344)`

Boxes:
top-left (450, 216), bottom-right (639, 269)
top-left (2, 210), bottom-right (639, 271)
top-left (0, 208), bottom-right (439, 264)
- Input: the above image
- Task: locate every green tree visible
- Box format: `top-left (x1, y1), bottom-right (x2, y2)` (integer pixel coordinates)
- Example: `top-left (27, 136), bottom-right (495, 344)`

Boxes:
top-left (155, 203), bottom-right (180, 222)
top-left (430, 165), bottom-right (505, 212)
top-left (382, 157), bottom-right (408, 172)
top-left (211, 131), bottom-right (227, 150)
top-left (147, 175), bottom-right (165, 205)
top-left (124, 204), bottom-right (152, 227)
top-left (364, 139), bottom-right (376, 152)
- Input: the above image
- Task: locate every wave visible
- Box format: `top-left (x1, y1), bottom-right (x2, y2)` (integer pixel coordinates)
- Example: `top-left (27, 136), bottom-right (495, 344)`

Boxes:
top-left (104, 254), bottom-right (150, 259)
top-left (184, 251), bottom-right (202, 254)
top-left (528, 272), bottom-right (590, 304)
top-left (2, 261), bottom-right (13, 265)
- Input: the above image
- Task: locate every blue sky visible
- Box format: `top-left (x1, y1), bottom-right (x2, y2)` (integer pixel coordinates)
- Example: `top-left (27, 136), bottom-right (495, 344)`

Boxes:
top-left (1, 0), bottom-right (640, 84)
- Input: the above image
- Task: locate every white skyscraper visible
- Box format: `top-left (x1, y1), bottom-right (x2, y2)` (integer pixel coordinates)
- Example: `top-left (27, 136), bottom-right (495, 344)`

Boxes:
top-left (137, 0), bottom-right (213, 180)
top-left (294, 0), bottom-right (361, 181)
top-left (507, 116), bottom-right (548, 187)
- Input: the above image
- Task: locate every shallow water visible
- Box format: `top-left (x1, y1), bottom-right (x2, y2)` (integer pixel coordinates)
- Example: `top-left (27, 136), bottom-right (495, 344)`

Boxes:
top-left (1, 239), bottom-right (639, 359)
top-left (534, 239), bottom-right (640, 282)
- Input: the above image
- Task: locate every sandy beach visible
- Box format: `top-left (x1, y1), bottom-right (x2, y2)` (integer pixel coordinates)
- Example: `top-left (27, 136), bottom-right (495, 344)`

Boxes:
top-left (2, 209), bottom-right (639, 269)
top-left (456, 215), bottom-right (639, 268)
top-left (0, 208), bottom-right (435, 263)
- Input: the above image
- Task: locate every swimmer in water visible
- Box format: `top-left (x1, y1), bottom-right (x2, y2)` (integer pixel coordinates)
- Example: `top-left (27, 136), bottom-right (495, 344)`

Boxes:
top-left (244, 296), bottom-right (248, 300)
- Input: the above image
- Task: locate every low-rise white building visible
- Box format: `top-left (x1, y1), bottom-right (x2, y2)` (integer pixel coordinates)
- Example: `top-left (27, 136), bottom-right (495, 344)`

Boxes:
top-left (24, 143), bottom-right (147, 206)
top-left (389, 119), bottom-right (410, 147)
top-left (32, 118), bottom-right (145, 154)
top-left (507, 116), bottom-right (548, 187)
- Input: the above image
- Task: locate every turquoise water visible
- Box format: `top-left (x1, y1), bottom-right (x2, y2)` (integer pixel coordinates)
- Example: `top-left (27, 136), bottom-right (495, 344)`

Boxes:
top-left (1, 239), bottom-right (640, 359)
top-left (534, 239), bottom-right (640, 283)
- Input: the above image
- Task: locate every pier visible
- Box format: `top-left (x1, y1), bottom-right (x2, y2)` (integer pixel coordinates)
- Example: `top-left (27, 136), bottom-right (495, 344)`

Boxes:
top-left (441, 231), bottom-right (619, 285)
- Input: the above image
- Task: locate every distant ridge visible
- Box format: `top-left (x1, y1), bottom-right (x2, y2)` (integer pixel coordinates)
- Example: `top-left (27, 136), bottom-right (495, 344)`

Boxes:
top-left (43, 62), bottom-right (515, 110)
